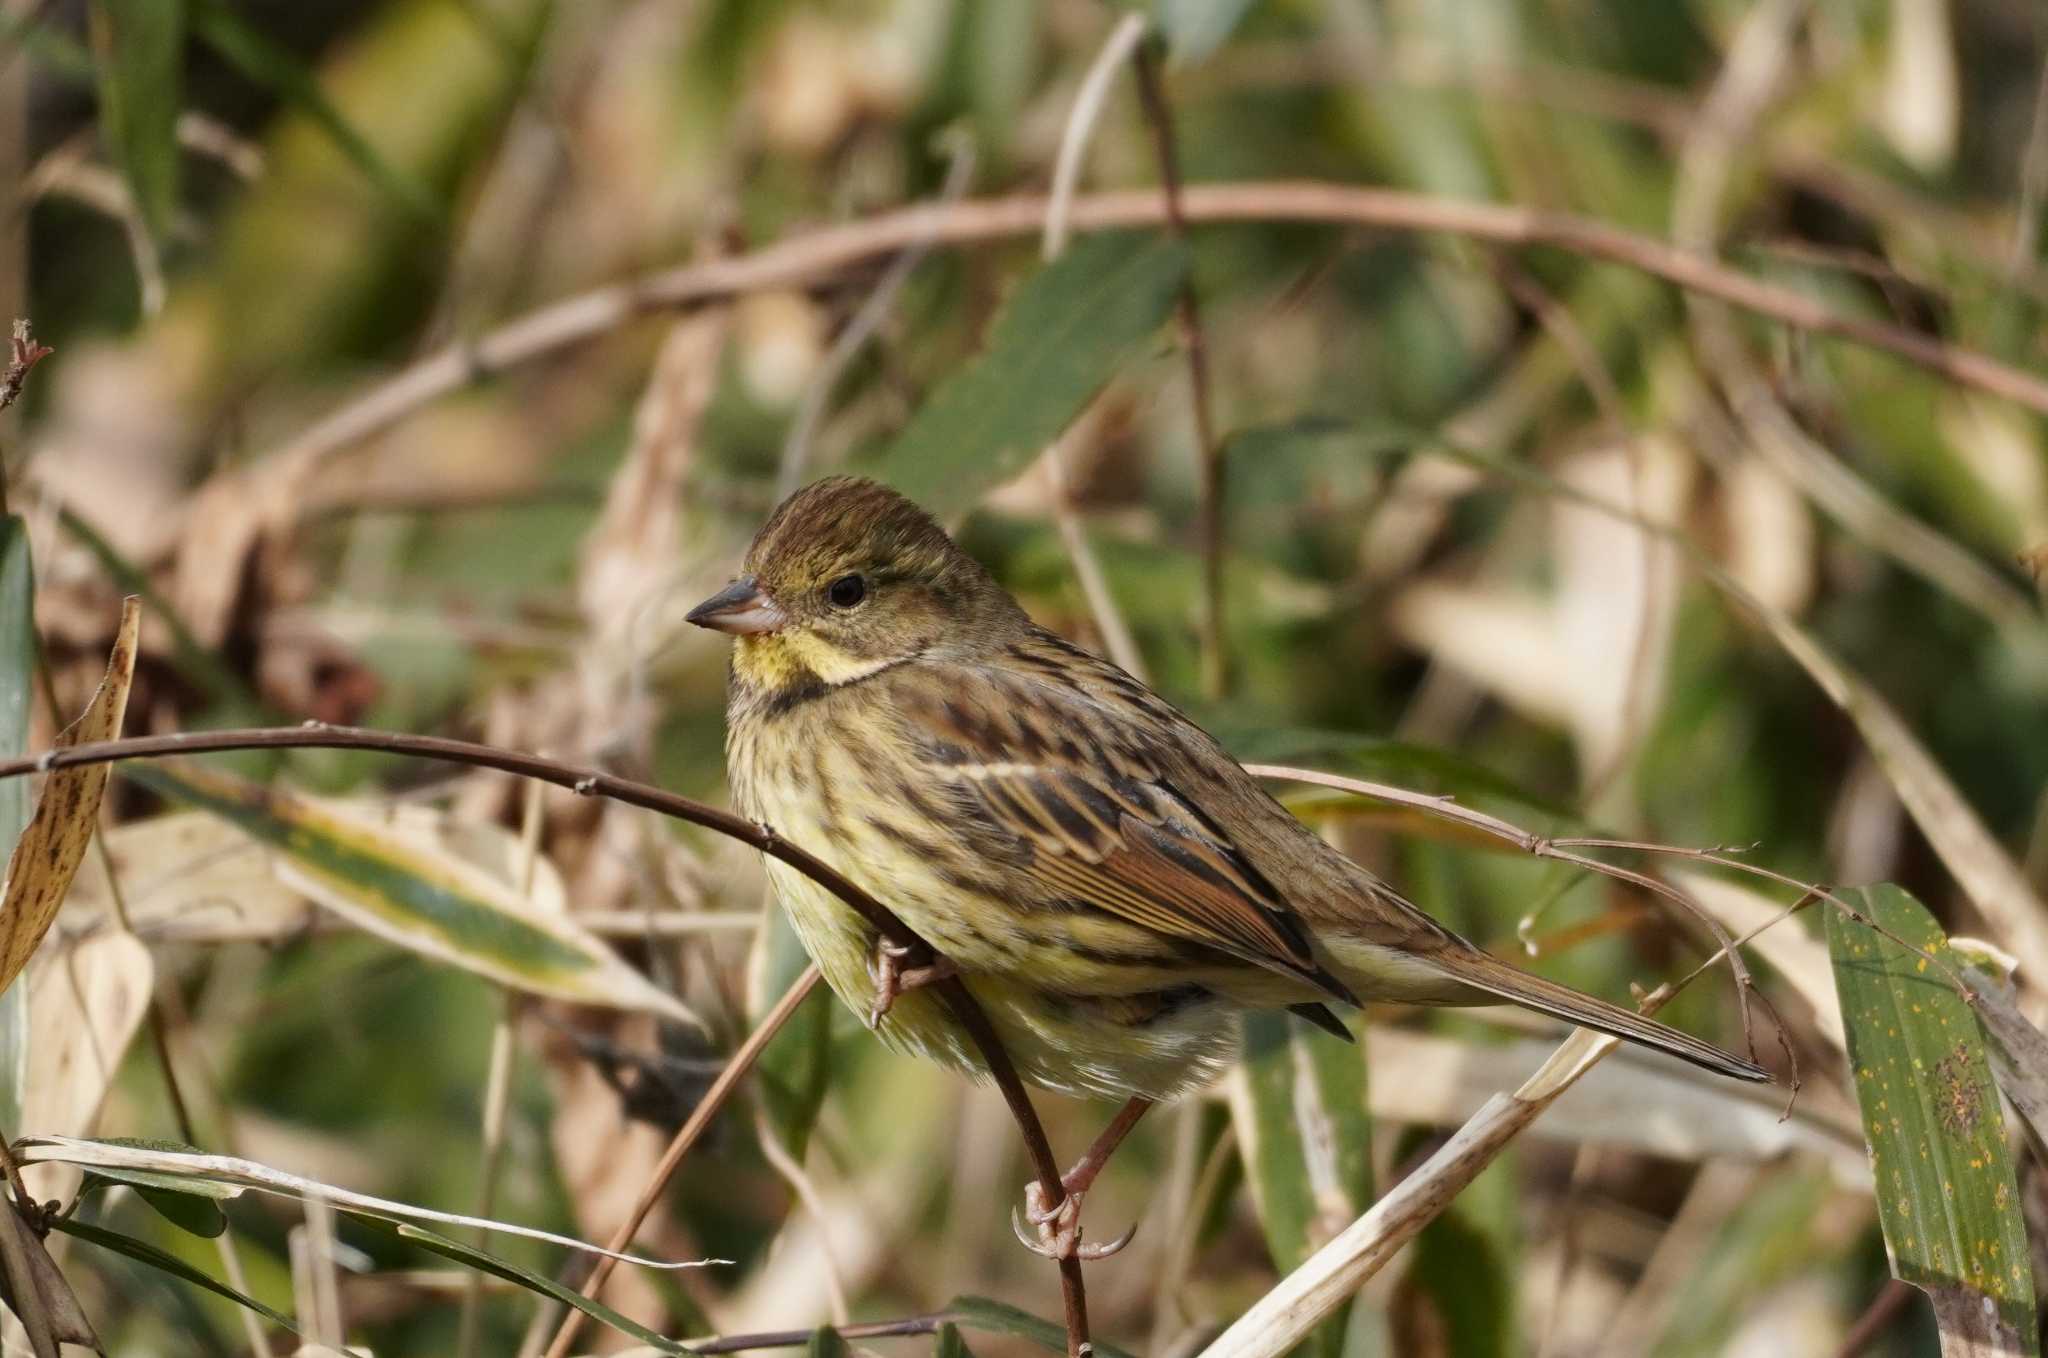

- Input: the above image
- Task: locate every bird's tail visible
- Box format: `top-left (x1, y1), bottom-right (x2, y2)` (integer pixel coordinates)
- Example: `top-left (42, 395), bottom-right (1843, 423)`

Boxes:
top-left (1423, 947), bottom-right (1770, 1083)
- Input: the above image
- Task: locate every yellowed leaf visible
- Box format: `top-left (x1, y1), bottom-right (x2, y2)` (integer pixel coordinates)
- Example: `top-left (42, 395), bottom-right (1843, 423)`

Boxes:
top-left (18, 933), bottom-right (154, 1204)
top-left (0, 598), bottom-right (140, 996)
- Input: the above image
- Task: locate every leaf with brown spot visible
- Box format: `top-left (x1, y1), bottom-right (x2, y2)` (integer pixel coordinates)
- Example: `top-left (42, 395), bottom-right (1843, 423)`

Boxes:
top-left (0, 598), bottom-right (140, 998)
top-left (1826, 885), bottom-right (2038, 1354)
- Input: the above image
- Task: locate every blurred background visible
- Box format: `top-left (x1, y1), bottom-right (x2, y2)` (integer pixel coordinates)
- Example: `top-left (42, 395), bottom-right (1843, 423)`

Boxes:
top-left (6, 0), bottom-right (2048, 1354)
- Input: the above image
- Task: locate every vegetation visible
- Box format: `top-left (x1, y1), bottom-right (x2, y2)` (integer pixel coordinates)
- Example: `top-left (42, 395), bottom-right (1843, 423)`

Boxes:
top-left (6, 1), bottom-right (2048, 1355)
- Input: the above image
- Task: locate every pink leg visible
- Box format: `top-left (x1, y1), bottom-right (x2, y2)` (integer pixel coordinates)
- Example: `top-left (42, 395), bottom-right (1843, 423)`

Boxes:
top-left (1013, 1097), bottom-right (1153, 1261)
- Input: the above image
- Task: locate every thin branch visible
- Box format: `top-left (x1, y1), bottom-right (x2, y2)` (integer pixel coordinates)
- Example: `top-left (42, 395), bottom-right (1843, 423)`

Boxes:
top-left (1195, 892), bottom-right (1794, 1358)
top-left (542, 965), bottom-right (823, 1358)
top-left (1043, 436), bottom-right (1149, 682)
top-left (0, 713), bottom-right (1093, 1356)
top-left (776, 134), bottom-right (977, 498)
top-left (1247, 762), bottom-right (1757, 1045)
top-left (1037, 14), bottom-right (1153, 686)
top-left (251, 182), bottom-right (2048, 511)
top-left (1133, 39), bottom-right (1227, 700)
top-left (457, 779), bottom-right (541, 1358)
top-left (1495, 264), bottom-right (1663, 809)
top-left (1044, 13), bottom-right (1148, 260)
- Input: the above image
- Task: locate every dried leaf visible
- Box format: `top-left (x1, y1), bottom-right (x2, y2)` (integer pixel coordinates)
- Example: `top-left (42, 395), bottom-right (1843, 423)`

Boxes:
top-left (18, 1135), bottom-right (719, 1271)
top-left (125, 763), bottom-right (692, 1024)
top-left (18, 933), bottom-right (153, 1204)
top-left (0, 598), bottom-right (140, 997)
top-left (0, 1202), bottom-right (101, 1358)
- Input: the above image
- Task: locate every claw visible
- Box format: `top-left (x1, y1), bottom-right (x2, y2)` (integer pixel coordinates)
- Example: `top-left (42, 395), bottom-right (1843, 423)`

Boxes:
top-left (1010, 1181), bottom-right (1137, 1261)
top-left (866, 939), bottom-right (956, 1028)
top-left (1076, 1219), bottom-right (1137, 1261)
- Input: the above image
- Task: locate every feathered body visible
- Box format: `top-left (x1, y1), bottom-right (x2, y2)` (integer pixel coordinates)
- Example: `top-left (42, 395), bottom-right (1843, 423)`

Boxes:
top-left (696, 477), bottom-right (1766, 1101)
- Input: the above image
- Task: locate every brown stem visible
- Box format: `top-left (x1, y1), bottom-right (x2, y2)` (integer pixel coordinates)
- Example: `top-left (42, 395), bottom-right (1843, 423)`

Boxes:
top-left (251, 184), bottom-right (2048, 506)
top-left (1132, 42), bottom-right (1226, 700)
top-left (542, 966), bottom-right (822, 1358)
top-left (0, 722), bottom-right (1088, 1358)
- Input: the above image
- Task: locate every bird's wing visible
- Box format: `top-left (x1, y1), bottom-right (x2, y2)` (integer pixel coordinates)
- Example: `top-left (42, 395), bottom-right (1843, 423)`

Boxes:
top-left (899, 663), bottom-right (1357, 1005)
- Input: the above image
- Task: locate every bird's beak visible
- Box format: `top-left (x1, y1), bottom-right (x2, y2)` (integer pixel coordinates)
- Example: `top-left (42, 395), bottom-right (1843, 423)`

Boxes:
top-left (686, 576), bottom-right (787, 636)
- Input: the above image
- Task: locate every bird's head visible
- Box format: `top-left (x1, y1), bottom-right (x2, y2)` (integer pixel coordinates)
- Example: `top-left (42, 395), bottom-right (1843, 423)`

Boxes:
top-left (687, 476), bottom-right (1026, 695)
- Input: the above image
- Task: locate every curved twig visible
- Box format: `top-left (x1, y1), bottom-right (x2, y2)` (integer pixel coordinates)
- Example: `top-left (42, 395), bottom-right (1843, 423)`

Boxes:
top-left (0, 723), bottom-right (1092, 1358)
top-left (249, 182), bottom-right (2048, 508)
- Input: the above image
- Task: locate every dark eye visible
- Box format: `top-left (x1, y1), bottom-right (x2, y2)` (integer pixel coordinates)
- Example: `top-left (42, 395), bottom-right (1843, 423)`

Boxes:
top-left (826, 573), bottom-right (866, 609)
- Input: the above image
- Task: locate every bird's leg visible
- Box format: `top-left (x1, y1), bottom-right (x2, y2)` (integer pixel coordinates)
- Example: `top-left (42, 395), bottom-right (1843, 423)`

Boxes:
top-left (1012, 1096), bottom-right (1153, 1261)
top-left (865, 937), bottom-right (958, 1029)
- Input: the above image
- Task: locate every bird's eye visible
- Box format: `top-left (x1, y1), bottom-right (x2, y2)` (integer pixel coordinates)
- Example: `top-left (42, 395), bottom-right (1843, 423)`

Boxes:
top-left (826, 573), bottom-right (867, 609)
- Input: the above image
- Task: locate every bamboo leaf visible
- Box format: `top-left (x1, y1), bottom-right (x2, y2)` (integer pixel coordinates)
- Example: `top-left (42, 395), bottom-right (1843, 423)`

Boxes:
top-left (48, 1214), bottom-right (295, 1333)
top-left (88, 0), bottom-right (183, 241)
top-left (348, 1216), bottom-right (692, 1356)
top-left (1825, 885), bottom-right (2037, 1352)
top-left (20, 1135), bottom-right (720, 1272)
top-left (875, 232), bottom-right (1189, 515)
top-left (935, 1322), bottom-right (977, 1358)
top-left (0, 598), bottom-right (140, 997)
top-left (133, 1186), bottom-right (229, 1239)
top-left (1228, 1010), bottom-right (1371, 1276)
top-left (123, 761), bottom-right (698, 1025)
top-left (806, 1326), bottom-right (849, 1358)
top-left (945, 1295), bottom-right (1138, 1358)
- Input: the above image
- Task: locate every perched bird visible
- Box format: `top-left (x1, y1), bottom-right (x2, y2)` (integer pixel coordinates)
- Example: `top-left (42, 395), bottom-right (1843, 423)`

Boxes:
top-left (689, 476), bottom-right (1766, 1249)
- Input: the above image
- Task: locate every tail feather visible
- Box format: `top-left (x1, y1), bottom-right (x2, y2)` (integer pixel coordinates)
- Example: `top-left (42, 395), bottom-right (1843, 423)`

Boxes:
top-left (1437, 950), bottom-right (1770, 1083)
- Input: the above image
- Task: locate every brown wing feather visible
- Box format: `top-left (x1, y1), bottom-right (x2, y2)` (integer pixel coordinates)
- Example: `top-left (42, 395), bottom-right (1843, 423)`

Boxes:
top-left (908, 669), bottom-right (1357, 1006)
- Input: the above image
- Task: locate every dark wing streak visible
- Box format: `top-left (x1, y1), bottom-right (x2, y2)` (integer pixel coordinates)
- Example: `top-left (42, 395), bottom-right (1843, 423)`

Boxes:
top-left (903, 668), bottom-right (1356, 1005)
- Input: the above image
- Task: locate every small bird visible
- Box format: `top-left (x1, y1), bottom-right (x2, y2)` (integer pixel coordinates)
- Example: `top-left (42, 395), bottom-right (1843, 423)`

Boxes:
top-left (689, 476), bottom-right (1767, 1250)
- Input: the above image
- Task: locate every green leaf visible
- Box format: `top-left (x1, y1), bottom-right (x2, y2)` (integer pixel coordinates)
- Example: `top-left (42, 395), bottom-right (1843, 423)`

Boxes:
top-left (750, 904), bottom-right (831, 1159)
top-left (1228, 1010), bottom-right (1371, 1276)
top-left (88, 0), bottom-right (184, 242)
top-left (1405, 1155), bottom-right (1521, 1358)
top-left (134, 1186), bottom-right (228, 1239)
top-left (1826, 885), bottom-right (2038, 1351)
top-left (124, 762), bottom-right (699, 1024)
top-left (354, 1217), bottom-right (694, 1356)
top-left (189, 0), bottom-right (441, 223)
top-left (1154, 0), bottom-right (1258, 62)
top-left (935, 1322), bottom-right (977, 1358)
top-left (49, 1215), bottom-right (296, 1334)
top-left (0, 518), bottom-right (35, 1129)
top-left (806, 1326), bottom-right (848, 1358)
top-left (945, 1295), bottom-right (1138, 1358)
top-left (874, 232), bottom-right (1189, 515)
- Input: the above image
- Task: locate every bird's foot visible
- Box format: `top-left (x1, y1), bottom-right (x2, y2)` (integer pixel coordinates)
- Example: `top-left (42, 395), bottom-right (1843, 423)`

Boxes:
top-left (1009, 1178), bottom-right (1137, 1262)
top-left (865, 939), bottom-right (958, 1029)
